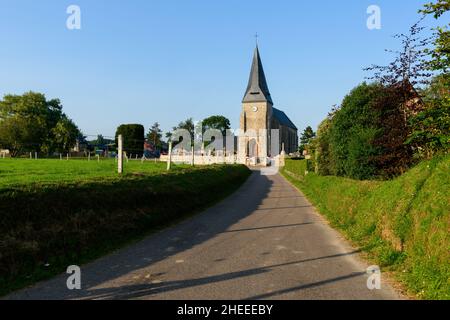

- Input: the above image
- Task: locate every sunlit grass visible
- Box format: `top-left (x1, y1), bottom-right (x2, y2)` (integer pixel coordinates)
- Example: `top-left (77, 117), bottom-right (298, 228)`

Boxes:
top-left (0, 158), bottom-right (189, 188)
top-left (282, 155), bottom-right (450, 300)
top-left (0, 160), bottom-right (251, 296)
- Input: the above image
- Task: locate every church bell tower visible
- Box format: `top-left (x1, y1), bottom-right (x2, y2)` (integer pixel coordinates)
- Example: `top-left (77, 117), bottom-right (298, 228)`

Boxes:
top-left (239, 46), bottom-right (273, 165)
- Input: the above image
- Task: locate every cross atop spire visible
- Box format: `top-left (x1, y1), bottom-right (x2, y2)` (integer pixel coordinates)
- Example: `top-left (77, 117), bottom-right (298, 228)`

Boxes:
top-left (242, 45), bottom-right (273, 104)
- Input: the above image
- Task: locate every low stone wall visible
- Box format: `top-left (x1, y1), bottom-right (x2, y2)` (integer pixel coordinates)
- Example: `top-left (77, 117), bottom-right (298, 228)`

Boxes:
top-left (159, 154), bottom-right (286, 167)
top-left (160, 154), bottom-right (240, 165)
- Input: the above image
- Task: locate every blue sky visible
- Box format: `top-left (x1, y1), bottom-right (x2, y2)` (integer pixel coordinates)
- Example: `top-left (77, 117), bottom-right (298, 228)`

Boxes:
top-left (0, 0), bottom-right (441, 138)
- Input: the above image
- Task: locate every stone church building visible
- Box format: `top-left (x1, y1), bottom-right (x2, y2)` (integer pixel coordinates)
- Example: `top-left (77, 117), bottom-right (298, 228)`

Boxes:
top-left (239, 46), bottom-right (298, 165)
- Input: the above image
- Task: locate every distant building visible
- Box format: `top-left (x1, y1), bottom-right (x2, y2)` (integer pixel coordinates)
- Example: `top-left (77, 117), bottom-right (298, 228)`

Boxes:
top-left (0, 149), bottom-right (10, 157)
top-left (144, 140), bottom-right (161, 158)
top-left (72, 140), bottom-right (80, 152)
top-left (392, 80), bottom-right (425, 117)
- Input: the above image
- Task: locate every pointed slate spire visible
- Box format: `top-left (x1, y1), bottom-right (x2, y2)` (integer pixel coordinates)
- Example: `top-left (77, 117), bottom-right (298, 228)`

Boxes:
top-left (242, 46), bottom-right (273, 104)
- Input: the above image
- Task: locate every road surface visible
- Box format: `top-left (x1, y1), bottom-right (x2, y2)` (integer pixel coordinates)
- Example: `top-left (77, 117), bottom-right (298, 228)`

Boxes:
top-left (7, 170), bottom-right (401, 300)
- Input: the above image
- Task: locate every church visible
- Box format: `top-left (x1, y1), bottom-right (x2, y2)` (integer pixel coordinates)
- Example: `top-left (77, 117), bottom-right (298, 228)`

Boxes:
top-left (238, 46), bottom-right (298, 165)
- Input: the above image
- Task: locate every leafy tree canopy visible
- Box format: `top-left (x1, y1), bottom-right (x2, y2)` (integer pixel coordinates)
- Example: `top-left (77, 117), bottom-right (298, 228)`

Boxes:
top-left (202, 115), bottom-right (231, 135)
top-left (0, 91), bottom-right (81, 156)
top-left (300, 126), bottom-right (316, 145)
top-left (407, 75), bottom-right (450, 158)
top-left (420, 0), bottom-right (450, 19)
top-left (147, 122), bottom-right (163, 149)
top-left (420, 1), bottom-right (449, 78)
top-left (167, 118), bottom-right (197, 147)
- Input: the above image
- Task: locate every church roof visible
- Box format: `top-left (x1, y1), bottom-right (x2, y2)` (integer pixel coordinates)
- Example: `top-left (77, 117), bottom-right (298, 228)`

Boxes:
top-left (273, 107), bottom-right (297, 130)
top-left (242, 46), bottom-right (273, 104)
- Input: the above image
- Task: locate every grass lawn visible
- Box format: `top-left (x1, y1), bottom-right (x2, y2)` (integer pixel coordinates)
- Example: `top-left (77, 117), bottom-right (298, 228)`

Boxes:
top-left (0, 158), bottom-right (187, 188)
top-left (281, 155), bottom-right (450, 299)
top-left (0, 159), bottom-right (251, 296)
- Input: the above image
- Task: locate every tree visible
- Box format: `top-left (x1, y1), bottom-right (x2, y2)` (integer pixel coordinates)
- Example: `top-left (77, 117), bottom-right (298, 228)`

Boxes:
top-left (420, 0), bottom-right (450, 84)
top-left (201, 115), bottom-right (231, 149)
top-left (0, 117), bottom-right (41, 157)
top-left (0, 91), bottom-right (80, 156)
top-left (94, 134), bottom-right (106, 147)
top-left (406, 75), bottom-right (450, 158)
top-left (299, 126), bottom-right (316, 155)
top-left (115, 124), bottom-right (145, 157)
top-left (77, 132), bottom-right (87, 145)
top-left (168, 118), bottom-right (196, 147)
top-left (316, 83), bottom-right (417, 179)
top-left (315, 118), bottom-right (334, 176)
top-left (165, 131), bottom-right (173, 142)
top-left (364, 18), bottom-right (432, 126)
top-left (52, 115), bottom-right (81, 153)
top-left (365, 18), bottom-right (431, 88)
top-left (147, 122), bottom-right (163, 150)
top-left (201, 115), bottom-right (231, 135)
top-left (176, 118), bottom-right (195, 141)
top-left (87, 135), bottom-right (114, 152)
top-left (408, 1), bottom-right (450, 159)
top-left (300, 126), bottom-right (316, 145)
top-left (421, 0), bottom-right (450, 18)
top-left (370, 86), bottom-right (414, 177)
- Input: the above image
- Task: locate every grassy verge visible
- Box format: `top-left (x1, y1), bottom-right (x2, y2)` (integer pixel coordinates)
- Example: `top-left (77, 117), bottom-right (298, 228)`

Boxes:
top-left (0, 162), bottom-right (251, 296)
top-left (281, 155), bottom-right (449, 300)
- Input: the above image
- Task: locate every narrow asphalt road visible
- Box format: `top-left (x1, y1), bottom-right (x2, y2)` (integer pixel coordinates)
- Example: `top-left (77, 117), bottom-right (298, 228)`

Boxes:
top-left (7, 170), bottom-right (401, 300)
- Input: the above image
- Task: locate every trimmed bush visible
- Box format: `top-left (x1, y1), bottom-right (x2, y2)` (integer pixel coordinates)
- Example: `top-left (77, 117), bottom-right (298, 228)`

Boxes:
top-left (115, 124), bottom-right (145, 157)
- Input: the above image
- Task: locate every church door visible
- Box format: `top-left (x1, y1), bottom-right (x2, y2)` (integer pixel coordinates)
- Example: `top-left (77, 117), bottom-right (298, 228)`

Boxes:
top-left (248, 139), bottom-right (258, 158)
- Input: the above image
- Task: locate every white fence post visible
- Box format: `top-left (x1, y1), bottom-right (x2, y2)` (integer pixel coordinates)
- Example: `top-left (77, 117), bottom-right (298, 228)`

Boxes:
top-left (118, 134), bottom-right (123, 174)
top-left (167, 141), bottom-right (172, 171)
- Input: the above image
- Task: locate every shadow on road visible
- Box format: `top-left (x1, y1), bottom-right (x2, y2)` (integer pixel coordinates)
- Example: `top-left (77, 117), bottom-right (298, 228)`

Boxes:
top-left (76, 250), bottom-right (362, 300)
top-left (247, 271), bottom-right (366, 300)
top-left (12, 170), bottom-right (276, 300)
top-left (223, 222), bottom-right (314, 233)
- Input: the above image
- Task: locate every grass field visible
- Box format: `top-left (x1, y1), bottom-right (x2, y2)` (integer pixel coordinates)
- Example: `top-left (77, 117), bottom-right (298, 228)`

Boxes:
top-left (0, 158), bottom-right (186, 188)
top-left (0, 159), bottom-right (251, 296)
top-left (281, 156), bottom-right (450, 299)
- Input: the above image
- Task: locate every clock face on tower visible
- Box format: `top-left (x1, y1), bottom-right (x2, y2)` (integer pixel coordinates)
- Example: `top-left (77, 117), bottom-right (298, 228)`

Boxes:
top-left (252, 106), bottom-right (258, 112)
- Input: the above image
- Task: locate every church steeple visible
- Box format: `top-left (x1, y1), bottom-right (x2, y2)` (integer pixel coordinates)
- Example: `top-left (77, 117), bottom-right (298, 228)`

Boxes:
top-left (242, 46), bottom-right (273, 105)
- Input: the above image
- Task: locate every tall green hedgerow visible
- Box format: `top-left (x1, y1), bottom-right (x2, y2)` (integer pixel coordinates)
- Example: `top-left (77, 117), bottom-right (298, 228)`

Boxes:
top-left (327, 83), bottom-right (383, 180)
